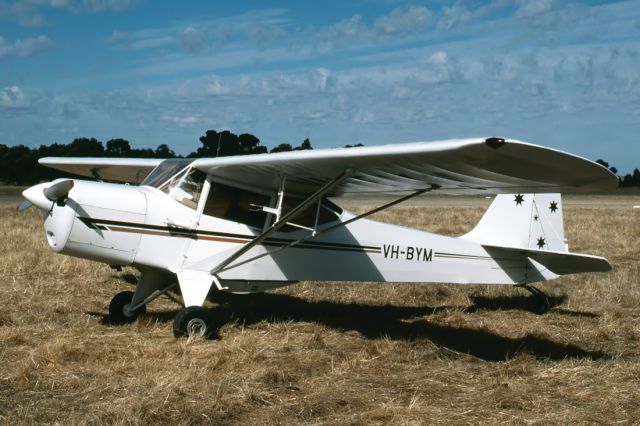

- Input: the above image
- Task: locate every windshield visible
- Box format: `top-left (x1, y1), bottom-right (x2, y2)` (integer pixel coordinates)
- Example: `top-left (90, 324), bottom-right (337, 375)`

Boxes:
top-left (159, 167), bottom-right (206, 210)
top-left (141, 158), bottom-right (194, 188)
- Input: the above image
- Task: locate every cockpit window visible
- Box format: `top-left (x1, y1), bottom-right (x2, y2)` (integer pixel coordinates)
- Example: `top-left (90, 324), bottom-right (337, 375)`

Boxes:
top-left (159, 168), bottom-right (206, 210)
top-left (203, 182), bottom-right (270, 229)
top-left (141, 159), bottom-right (194, 188)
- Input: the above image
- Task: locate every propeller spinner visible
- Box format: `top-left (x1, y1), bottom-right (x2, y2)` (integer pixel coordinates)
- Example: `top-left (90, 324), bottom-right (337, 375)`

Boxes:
top-left (21, 179), bottom-right (74, 211)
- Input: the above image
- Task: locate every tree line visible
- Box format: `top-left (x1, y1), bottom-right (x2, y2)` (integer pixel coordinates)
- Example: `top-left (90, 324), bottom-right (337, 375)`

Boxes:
top-left (0, 129), bottom-right (635, 187)
top-left (0, 130), bottom-right (352, 185)
top-left (595, 159), bottom-right (640, 188)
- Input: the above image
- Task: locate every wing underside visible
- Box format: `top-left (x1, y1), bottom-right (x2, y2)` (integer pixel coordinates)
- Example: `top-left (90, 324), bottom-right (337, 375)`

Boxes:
top-left (38, 138), bottom-right (617, 195)
top-left (38, 157), bottom-right (163, 183)
top-left (191, 138), bottom-right (617, 196)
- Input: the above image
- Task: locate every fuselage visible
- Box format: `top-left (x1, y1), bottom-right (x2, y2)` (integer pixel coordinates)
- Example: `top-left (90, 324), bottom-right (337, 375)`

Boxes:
top-left (28, 179), bottom-right (551, 293)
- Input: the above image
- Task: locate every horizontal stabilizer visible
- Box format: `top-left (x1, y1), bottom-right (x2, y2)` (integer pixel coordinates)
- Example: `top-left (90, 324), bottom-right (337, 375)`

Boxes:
top-left (484, 245), bottom-right (612, 275)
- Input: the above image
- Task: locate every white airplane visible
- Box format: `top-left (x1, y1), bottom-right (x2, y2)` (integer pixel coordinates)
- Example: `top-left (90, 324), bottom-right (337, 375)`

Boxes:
top-left (20, 137), bottom-right (617, 338)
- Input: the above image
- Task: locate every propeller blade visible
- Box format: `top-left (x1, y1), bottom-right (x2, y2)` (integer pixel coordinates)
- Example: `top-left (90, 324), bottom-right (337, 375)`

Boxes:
top-left (43, 179), bottom-right (74, 202)
top-left (17, 200), bottom-right (33, 212)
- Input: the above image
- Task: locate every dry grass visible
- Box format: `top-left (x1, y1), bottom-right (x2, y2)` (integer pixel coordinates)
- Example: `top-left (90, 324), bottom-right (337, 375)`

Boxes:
top-left (0, 195), bottom-right (639, 425)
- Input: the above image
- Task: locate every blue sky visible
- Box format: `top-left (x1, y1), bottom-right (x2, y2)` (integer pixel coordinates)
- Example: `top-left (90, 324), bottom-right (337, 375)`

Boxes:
top-left (1, 0), bottom-right (639, 172)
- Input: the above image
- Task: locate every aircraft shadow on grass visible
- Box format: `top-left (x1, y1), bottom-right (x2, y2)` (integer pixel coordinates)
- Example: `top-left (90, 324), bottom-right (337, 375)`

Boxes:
top-left (91, 288), bottom-right (607, 362)
top-left (466, 294), bottom-right (599, 318)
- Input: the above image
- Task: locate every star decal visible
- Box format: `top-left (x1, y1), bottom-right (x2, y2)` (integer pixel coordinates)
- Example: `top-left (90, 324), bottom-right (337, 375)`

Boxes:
top-left (537, 237), bottom-right (546, 249)
top-left (549, 201), bottom-right (558, 213)
top-left (533, 215), bottom-right (539, 221)
top-left (514, 194), bottom-right (524, 206)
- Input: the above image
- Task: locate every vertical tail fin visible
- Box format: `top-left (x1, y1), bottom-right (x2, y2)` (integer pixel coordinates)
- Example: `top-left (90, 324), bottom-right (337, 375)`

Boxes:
top-left (462, 193), bottom-right (567, 252)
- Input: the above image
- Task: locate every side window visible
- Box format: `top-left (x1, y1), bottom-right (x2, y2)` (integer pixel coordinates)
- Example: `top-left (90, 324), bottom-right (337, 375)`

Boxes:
top-left (279, 197), bottom-right (341, 231)
top-left (203, 182), bottom-right (271, 229)
top-left (160, 168), bottom-right (206, 210)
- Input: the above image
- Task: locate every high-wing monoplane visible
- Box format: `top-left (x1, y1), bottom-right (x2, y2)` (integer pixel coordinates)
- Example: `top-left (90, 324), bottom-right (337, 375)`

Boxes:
top-left (21, 137), bottom-right (617, 338)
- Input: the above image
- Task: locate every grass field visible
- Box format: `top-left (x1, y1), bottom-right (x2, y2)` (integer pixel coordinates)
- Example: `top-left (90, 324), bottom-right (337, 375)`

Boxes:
top-left (1, 194), bottom-right (639, 424)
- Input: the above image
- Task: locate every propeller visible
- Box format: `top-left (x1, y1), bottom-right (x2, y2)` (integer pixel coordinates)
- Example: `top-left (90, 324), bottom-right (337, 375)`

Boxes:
top-left (17, 200), bottom-right (33, 212)
top-left (43, 179), bottom-right (74, 203)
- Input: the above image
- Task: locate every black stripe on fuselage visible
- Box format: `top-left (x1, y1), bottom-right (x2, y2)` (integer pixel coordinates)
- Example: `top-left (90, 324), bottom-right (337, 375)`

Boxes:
top-left (78, 217), bottom-right (381, 254)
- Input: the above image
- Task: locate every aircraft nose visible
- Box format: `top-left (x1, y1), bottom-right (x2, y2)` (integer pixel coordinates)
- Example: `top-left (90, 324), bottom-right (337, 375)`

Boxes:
top-left (22, 182), bottom-right (53, 211)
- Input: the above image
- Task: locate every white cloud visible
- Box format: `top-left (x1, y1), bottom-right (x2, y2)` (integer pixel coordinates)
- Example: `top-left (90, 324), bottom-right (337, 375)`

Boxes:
top-left (76, 0), bottom-right (138, 12)
top-left (31, 0), bottom-right (137, 12)
top-left (106, 29), bottom-right (129, 43)
top-left (351, 109), bottom-right (375, 124)
top-left (0, 0), bottom-right (137, 27)
top-left (437, 3), bottom-right (472, 31)
top-left (373, 6), bottom-right (432, 36)
top-left (175, 26), bottom-right (209, 54)
top-left (314, 14), bottom-right (370, 50)
top-left (246, 23), bottom-right (286, 50)
top-left (2, 2), bottom-right (638, 171)
top-left (308, 68), bottom-right (333, 91)
top-left (0, 1), bottom-right (46, 26)
top-left (514, 0), bottom-right (556, 18)
top-left (160, 113), bottom-right (204, 128)
top-left (0, 85), bottom-right (29, 108)
top-left (205, 76), bottom-right (229, 96)
top-left (0, 35), bottom-right (54, 58)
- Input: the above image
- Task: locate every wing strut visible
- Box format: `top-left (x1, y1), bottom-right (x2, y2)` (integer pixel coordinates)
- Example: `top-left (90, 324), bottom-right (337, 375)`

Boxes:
top-left (209, 169), bottom-right (354, 275)
top-left (216, 185), bottom-right (435, 273)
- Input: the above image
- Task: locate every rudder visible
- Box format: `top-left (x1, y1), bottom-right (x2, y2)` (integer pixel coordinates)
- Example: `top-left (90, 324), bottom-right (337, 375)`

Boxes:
top-left (462, 193), bottom-right (567, 252)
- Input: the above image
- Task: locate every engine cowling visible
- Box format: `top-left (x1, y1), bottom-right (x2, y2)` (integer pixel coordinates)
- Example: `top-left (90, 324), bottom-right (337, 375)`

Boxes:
top-left (24, 179), bottom-right (147, 266)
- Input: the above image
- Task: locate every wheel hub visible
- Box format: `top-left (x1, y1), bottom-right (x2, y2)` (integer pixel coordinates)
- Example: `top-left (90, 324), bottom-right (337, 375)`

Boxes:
top-left (186, 318), bottom-right (207, 337)
top-left (122, 303), bottom-right (136, 318)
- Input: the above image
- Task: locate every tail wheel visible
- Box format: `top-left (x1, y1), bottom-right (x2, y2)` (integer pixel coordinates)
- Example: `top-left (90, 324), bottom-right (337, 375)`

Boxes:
top-left (109, 291), bottom-right (146, 324)
top-left (173, 306), bottom-right (216, 339)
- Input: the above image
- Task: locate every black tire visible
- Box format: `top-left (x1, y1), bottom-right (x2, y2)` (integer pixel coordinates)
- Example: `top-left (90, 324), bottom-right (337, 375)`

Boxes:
top-left (173, 306), bottom-right (216, 339)
top-left (532, 294), bottom-right (551, 314)
top-left (109, 291), bottom-right (146, 324)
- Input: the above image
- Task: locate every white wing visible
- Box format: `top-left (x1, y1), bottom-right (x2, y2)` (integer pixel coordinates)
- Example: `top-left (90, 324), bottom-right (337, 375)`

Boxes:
top-left (191, 138), bottom-right (617, 196)
top-left (39, 157), bottom-right (163, 183)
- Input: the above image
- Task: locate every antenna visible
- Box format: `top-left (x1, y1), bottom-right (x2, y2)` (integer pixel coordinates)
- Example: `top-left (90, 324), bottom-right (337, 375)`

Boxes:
top-left (216, 132), bottom-right (222, 158)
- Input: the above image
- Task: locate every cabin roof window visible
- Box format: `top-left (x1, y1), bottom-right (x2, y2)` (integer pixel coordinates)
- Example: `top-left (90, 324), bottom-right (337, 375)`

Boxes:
top-left (142, 158), bottom-right (194, 188)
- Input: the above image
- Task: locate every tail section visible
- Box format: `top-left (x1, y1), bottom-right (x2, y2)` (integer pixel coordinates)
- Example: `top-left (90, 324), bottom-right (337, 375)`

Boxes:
top-left (463, 193), bottom-right (611, 277)
top-left (462, 193), bottom-right (567, 252)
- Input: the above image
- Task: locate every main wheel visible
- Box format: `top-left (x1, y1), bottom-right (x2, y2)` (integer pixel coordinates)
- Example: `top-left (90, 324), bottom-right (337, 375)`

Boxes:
top-left (173, 306), bottom-right (216, 339)
top-left (531, 293), bottom-right (551, 314)
top-left (109, 291), bottom-right (146, 324)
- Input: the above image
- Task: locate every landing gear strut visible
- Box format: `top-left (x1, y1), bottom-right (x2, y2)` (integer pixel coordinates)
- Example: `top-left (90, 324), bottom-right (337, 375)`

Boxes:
top-left (517, 284), bottom-right (551, 314)
top-left (173, 306), bottom-right (217, 339)
top-left (108, 291), bottom-right (146, 324)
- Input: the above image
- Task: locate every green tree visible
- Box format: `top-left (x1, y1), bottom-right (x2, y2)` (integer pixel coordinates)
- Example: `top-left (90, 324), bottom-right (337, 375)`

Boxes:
top-left (239, 133), bottom-right (267, 154)
top-left (66, 137), bottom-right (105, 157)
top-left (190, 129), bottom-right (267, 157)
top-left (271, 138), bottom-right (314, 153)
top-left (621, 168), bottom-right (640, 187)
top-left (154, 144), bottom-right (177, 158)
top-left (106, 138), bottom-right (132, 156)
top-left (596, 159), bottom-right (618, 175)
top-left (0, 144), bottom-right (37, 184)
top-left (295, 138), bottom-right (313, 150)
top-left (270, 143), bottom-right (293, 153)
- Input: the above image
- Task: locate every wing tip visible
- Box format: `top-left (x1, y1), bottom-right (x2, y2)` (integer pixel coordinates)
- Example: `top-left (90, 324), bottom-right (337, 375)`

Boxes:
top-left (484, 137), bottom-right (506, 150)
